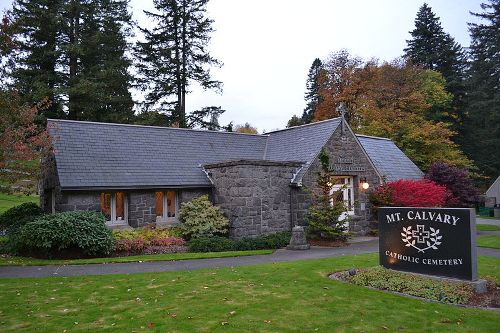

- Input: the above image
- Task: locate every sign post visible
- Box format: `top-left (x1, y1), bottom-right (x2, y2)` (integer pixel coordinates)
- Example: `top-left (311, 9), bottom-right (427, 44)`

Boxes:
top-left (378, 207), bottom-right (477, 281)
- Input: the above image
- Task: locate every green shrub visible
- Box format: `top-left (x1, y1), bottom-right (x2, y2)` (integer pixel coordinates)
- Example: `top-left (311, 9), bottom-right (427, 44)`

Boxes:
top-left (188, 236), bottom-right (235, 252)
top-left (179, 195), bottom-right (229, 239)
top-left (17, 211), bottom-right (113, 257)
top-left (0, 202), bottom-right (43, 231)
top-left (188, 232), bottom-right (291, 252)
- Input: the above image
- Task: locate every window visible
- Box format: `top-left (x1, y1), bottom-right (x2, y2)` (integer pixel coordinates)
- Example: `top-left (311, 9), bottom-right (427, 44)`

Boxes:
top-left (155, 190), bottom-right (178, 219)
top-left (101, 192), bottom-right (127, 223)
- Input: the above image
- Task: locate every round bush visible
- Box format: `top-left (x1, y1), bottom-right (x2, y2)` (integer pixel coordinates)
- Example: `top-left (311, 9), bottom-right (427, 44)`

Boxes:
top-left (18, 211), bottom-right (113, 257)
top-left (0, 202), bottom-right (43, 230)
top-left (179, 195), bottom-right (229, 239)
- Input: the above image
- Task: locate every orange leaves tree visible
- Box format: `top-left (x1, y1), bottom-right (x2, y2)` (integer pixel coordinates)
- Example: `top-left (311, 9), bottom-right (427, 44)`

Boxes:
top-left (313, 51), bottom-right (471, 170)
top-left (0, 91), bottom-right (51, 188)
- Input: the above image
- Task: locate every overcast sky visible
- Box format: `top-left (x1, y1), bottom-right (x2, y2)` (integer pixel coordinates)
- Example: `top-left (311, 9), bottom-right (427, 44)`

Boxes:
top-left (2, 0), bottom-right (484, 132)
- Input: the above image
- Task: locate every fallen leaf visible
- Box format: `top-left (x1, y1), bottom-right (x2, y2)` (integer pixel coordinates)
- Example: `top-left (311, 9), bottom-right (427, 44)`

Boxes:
top-left (170, 313), bottom-right (177, 318)
top-left (229, 311), bottom-right (236, 316)
top-left (221, 321), bottom-right (229, 326)
top-left (439, 318), bottom-right (452, 323)
top-left (382, 325), bottom-right (388, 330)
top-left (147, 322), bottom-right (155, 328)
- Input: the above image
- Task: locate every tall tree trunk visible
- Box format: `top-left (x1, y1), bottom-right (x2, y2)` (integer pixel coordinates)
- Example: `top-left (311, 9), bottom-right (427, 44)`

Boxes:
top-left (180, 0), bottom-right (187, 128)
top-left (68, 1), bottom-right (80, 120)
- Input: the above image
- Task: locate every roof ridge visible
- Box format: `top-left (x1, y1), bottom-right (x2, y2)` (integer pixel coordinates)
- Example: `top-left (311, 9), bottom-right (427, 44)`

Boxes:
top-left (356, 134), bottom-right (392, 141)
top-left (47, 118), bottom-right (269, 137)
top-left (265, 117), bottom-right (341, 134)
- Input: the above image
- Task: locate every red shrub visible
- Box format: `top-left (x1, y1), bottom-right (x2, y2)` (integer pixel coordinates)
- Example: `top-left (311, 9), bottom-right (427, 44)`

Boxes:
top-left (150, 237), bottom-right (185, 247)
top-left (114, 238), bottom-right (146, 253)
top-left (371, 179), bottom-right (447, 208)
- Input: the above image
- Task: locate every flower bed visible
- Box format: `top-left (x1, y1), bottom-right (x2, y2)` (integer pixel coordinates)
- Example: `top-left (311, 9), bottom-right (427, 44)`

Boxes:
top-left (331, 266), bottom-right (500, 308)
top-left (112, 225), bottom-right (187, 256)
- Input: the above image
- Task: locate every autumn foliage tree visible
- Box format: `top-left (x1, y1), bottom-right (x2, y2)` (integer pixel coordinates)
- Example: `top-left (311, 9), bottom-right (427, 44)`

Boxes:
top-left (312, 51), bottom-right (471, 170)
top-left (0, 91), bottom-right (50, 189)
top-left (425, 162), bottom-right (479, 207)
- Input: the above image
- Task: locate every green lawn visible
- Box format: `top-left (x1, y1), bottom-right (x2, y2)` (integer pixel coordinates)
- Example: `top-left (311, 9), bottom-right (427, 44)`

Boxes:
top-left (477, 235), bottom-right (500, 249)
top-left (0, 250), bottom-right (273, 266)
top-left (0, 254), bottom-right (498, 332)
top-left (477, 224), bottom-right (500, 231)
top-left (0, 193), bottom-right (38, 214)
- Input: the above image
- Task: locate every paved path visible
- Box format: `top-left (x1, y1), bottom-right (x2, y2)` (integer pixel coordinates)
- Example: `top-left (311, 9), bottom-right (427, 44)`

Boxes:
top-left (1, 236), bottom-right (498, 279)
top-left (476, 217), bottom-right (500, 226)
top-left (0, 238), bottom-right (379, 279)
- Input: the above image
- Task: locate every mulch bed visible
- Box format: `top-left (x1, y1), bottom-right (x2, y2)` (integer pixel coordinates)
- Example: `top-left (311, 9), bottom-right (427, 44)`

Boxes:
top-left (308, 239), bottom-right (348, 247)
top-left (468, 282), bottom-right (500, 308)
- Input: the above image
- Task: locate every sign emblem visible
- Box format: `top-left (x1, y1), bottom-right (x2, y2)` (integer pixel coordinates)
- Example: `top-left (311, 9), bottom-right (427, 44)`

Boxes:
top-left (401, 225), bottom-right (442, 253)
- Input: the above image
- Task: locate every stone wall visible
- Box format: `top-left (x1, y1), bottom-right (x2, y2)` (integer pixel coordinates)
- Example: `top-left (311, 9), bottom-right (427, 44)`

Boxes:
top-left (205, 160), bottom-right (302, 238)
top-left (39, 151), bottom-right (61, 213)
top-left (294, 122), bottom-right (382, 235)
top-left (52, 188), bottom-right (211, 228)
top-left (128, 191), bottom-right (156, 228)
top-left (56, 191), bottom-right (101, 212)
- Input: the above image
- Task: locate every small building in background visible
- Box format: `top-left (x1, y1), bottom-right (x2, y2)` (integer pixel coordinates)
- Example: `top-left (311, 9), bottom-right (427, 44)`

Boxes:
top-left (485, 176), bottom-right (500, 208)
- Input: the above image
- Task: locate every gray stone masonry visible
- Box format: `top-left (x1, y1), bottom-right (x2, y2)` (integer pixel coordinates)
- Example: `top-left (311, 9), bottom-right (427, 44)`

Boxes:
top-left (205, 160), bottom-right (303, 238)
top-left (49, 188), bottom-right (211, 228)
top-left (128, 191), bottom-right (156, 228)
top-left (294, 124), bottom-right (381, 235)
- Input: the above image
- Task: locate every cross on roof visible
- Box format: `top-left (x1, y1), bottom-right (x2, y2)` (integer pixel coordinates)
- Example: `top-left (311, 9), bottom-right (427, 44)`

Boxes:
top-left (412, 225), bottom-right (430, 244)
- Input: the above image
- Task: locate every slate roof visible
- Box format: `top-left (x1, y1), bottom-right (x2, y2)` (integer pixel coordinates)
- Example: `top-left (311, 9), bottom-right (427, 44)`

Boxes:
top-left (356, 135), bottom-right (424, 181)
top-left (265, 118), bottom-right (341, 183)
top-left (48, 120), bottom-right (267, 189)
top-left (47, 118), bottom-right (422, 189)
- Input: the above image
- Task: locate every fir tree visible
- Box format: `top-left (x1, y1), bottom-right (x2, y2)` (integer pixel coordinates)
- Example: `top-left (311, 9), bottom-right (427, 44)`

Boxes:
top-left (301, 58), bottom-right (323, 123)
top-left (63, 0), bottom-right (134, 122)
top-left (8, 0), bottom-right (64, 118)
top-left (6, 0), bottom-right (134, 123)
top-left (404, 3), bottom-right (466, 128)
top-left (136, 0), bottom-right (222, 128)
top-left (462, 0), bottom-right (500, 182)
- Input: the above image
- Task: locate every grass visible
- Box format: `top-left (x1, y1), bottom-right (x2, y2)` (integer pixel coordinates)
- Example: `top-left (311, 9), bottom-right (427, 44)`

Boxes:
top-left (477, 224), bottom-right (500, 231)
top-left (0, 250), bottom-right (274, 266)
top-left (477, 235), bottom-right (500, 249)
top-left (0, 193), bottom-right (38, 214)
top-left (0, 254), bottom-right (498, 332)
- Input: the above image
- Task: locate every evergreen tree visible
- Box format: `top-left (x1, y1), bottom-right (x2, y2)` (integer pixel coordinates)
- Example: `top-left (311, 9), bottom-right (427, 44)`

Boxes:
top-left (62, 0), bottom-right (134, 122)
top-left (6, 0), bottom-right (134, 122)
top-left (136, 0), bottom-right (222, 128)
top-left (404, 3), bottom-right (466, 128)
top-left (8, 0), bottom-right (64, 118)
top-left (301, 58), bottom-right (323, 123)
top-left (462, 0), bottom-right (500, 182)
top-left (286, 114), bottom-right (304, 128)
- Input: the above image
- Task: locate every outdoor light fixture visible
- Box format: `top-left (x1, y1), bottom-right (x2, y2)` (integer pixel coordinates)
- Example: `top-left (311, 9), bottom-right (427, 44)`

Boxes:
top-left (360, 177), bottom-right (369, 190)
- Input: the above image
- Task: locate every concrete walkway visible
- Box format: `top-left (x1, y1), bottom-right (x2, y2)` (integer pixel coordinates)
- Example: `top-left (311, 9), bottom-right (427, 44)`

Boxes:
top-left (1, 236), bottom-right (498, 279)
top-left (0, 238), bottom-right (379, 279)
top-left (476, 217), bottom-right (500, 226)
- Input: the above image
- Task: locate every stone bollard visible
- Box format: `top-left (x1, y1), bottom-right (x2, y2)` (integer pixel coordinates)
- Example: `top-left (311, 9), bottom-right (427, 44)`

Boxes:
top-left (286, 226), bottom-right (310, 250)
